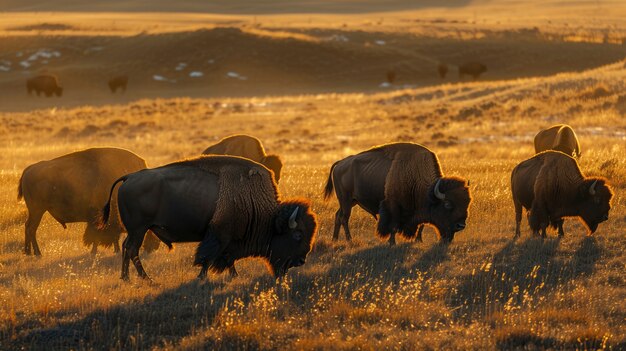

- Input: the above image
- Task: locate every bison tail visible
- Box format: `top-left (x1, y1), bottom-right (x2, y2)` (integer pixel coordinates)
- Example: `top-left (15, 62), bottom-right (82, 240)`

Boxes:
top-left (323, 161), bottom-right (339, 200)
top-left (17, 166), bottom-right (30, 201)
top-left (97, 175), bottom-right (128, 230)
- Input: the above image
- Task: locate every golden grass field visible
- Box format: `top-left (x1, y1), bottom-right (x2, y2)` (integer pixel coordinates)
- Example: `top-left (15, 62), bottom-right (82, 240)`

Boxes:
top-left (1, 1), bottom-right (626, 350)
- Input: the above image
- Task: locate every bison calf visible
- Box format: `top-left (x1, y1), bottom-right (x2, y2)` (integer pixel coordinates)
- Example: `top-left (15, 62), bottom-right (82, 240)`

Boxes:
top-left (203, 134), bottom-right (283, 183)
top-left (100, 155), bottom-right (317, 282)
top-left (534, 124), bottom-right (581, 159)
top-left (324, 142), bottom-right (471, 244)
top-left (26, 74), bottom-right (63, 97)
top-left (511, 151), bottom-right (613, 238)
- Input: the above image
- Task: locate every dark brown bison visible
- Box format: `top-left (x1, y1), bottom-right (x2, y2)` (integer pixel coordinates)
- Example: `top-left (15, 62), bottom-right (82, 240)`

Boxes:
top-left (99, 155), bottom-right (317, 282)
top-left (108, 75), bottom-right (128, 93)
top-left (386, 69), bottom-right (396, 84)
top-left (458, 62), bottom-right (487, 80)
top-left (203, 134), bottom-right (283, 183)
top-left (511, 151), bottom-right (613, 238)
top-left (437, 63), bottom-right (448, 79)
top-left (534, 124), bottom-right (581, 159)
top-left (324, 142), bottom-right (471, 244)
top-left (26, 74), bottom-right (63, 97)
top-left (18, 147), bottom-right (160, 255)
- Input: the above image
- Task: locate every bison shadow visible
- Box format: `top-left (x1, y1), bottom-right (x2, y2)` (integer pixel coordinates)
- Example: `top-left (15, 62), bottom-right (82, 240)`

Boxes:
top-left (450, 236), bottom-right (601, 321)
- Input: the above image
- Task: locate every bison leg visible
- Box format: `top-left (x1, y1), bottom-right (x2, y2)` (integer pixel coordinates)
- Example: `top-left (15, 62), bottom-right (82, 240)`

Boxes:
top-left (556, 219), bottom-right (565, 238)
top-left (333, 208), bottom-right (352, 241)
top-left (122, 229), bottom-right (151, 281)
top-left (91, 243), bottom-right (98, 255)
top-left (113, 240), bottom-right (121, 254)
top-left (514, 200), bottom-right (523, 238)
top-left (24, 210), bottom-right (44, 256)
top-left (388, 232), bottom-right (396, 246)
top-left (229, 266), bottom-right (238, 277)
top-left (415, 225), bottom-right (424, 243)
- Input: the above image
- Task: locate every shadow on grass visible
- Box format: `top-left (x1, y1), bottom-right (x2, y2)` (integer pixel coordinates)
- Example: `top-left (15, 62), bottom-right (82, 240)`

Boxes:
top-left (450, 236), bottom-right (601, 322)
top-left (7, 271), bottom-right (277, 350)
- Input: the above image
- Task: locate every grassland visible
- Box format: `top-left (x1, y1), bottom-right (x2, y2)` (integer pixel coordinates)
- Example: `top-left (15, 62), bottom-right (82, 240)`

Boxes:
top-left (0, 53), bottom-right (625, 349)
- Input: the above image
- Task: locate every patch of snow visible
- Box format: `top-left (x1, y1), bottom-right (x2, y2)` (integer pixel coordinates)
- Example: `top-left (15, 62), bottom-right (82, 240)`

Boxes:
top-left (379, 82), bottom-right (392, 88)
top-left (375, 40), bottom-right (386, 45)
top-left (227, 71), bottom-right (247, 80)
top-left (327, 34), bottom-right (349, 42)
top-left (189, 71), bottom-right (203, 77)
top-left (153, 75), bottom-right (176, 83)
top-left (0, 66), bottom-right (10, 72)
top-left (20, 61), bottom-right (31, 68)
top-left (175, 63), bottom-right (188, 71)
top-left (207, 59), bottom-right (215, 64)
top-left (16, 52), bottom-right (23, 57)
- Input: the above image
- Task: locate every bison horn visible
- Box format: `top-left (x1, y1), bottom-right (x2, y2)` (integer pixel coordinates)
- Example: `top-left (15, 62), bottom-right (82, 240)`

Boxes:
top-left (289, 207), bottom-right (299, 229)
top-left (589, 180), bottom-right (598, 195)
top-left (434, 179), bottom-right (446, 200)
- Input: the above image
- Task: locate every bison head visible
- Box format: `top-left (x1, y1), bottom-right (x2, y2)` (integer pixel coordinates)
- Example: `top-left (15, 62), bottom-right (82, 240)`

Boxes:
top-left (577, 178), bottom-right (613, 234)
top-left (429, 177), bottom-right (471, 243)
top-left (268, 201), bottom-right (318, 277)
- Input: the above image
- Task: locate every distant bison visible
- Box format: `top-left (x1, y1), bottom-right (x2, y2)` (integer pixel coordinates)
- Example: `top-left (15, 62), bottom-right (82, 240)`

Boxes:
top-left (534, 124), bottom-right (581, 159)
top-left (386, 69), bottom-right (396, 84)
top-left (99, 156), bottom-right (317, 281)
top-left (18, 147), bottom-right (160, 255)
top-left (511, 151), bottom-right (613, 238)
top-left (26, 74), bottom-right (63, 97)
top-left (437, 63), bottom-right (448, 79)
top-left (203, 134), bottom-right (283, 183)
top-left (324, 142), bottom-right (471, 244)
top-left (108, 75), bottom-right (128, 93)
top-left (459, 62), bottom-right (487, 80)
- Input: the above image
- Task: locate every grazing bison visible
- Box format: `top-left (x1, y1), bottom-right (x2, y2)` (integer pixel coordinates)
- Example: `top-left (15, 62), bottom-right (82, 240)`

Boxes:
top-left (437, 63), bottom-right (448, 79)
top-left (458, 62), bottom-right (487, 80)
top-left (203, 134), bottom-right (283, 182)
top-left (108, 75), bottom-right (128, 93)
top-left (511, 151), bottom-right (613, 238)
top-left (26, 74), bottom-right (63, 97)
top-left (99, 155), bottom-right (317, 282)
top-left (324, 142), bottom-right (471, 244)
top-left (18, 147), bottom-right (160, 255)
top-left (534, 124), bottom-right (581, 159)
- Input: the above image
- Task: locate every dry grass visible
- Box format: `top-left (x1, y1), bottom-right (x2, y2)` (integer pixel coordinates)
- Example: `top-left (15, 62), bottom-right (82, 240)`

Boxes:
top-left (1, 39), bottom-right (626, 350)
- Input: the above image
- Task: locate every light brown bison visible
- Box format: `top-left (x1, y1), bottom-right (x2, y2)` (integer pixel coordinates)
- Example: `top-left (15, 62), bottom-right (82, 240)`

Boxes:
top-left (459, 62), bottom-right (487, 80)
top-left (108, 75), bottom-right (128, 93)
top-left (534, 124), bottom-right (581, 159)
top-left (18, 147), bottom-right (160, 255)
top-left (203, 134), bottom-right (283, 182)
top-left (511, 151), bottom-right (613, 238)
top-left (26, 74), bottom-right (63, 97)
top-left (324, 142), bottom-right (471, 244)
top-left (99, 155), bottom-right (317, 282)
top-left (438, 63), bottom-right (448, 79)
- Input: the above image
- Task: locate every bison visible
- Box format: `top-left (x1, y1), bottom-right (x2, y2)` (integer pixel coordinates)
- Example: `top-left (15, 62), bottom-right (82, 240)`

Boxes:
top-left (26, 74), bottom-right (63, 97)
top-left (511, 151), bottom-right (613, 238)
top-left (437, 63), bottom-right (448, 79)
top-left (99, 155), bottom-right (317, 282)
top-left (18, 147), bottom-right (160, 255)
top-left (108, 75), bottom-right (128, 94)
top-left (203, 134), bottom-right (283, 183)
top-left (534, 124), bottom-right (581, 159)
top-left (386, 69), bottom-right (396, 84)
top-left (458, 62), bottom-right (487, 80)
top-left (324, 142), bottom-right (471, 244)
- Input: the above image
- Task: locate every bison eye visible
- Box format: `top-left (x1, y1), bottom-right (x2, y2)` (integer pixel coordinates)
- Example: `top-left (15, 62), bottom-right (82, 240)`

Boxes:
top-left (444, 201), bottom-right (453, 210)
